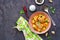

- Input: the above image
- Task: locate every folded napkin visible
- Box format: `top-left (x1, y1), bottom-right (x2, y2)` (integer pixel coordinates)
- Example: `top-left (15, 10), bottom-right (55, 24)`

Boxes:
top-left (14, 16), bottom-right (43, 40)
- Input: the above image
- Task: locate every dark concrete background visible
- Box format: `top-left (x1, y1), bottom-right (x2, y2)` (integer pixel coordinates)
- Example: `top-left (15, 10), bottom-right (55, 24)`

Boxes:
top-left (0, 0), bottom-right (60, 40)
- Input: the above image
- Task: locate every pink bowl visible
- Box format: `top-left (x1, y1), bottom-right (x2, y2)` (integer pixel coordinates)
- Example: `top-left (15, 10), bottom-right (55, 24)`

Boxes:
top-left (29, 11), bottom-right (51, 34)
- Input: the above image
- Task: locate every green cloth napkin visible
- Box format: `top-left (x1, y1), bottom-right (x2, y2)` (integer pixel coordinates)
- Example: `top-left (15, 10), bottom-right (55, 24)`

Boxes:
top-left (14, 16), bottom-right (43, 40)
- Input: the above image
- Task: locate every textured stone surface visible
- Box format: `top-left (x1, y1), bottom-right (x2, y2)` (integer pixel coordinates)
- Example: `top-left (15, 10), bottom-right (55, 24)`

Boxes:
top-left (0, 0), bottom-right (60, 40)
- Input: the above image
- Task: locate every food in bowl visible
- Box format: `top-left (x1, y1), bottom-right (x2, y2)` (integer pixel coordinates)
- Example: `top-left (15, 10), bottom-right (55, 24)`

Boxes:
top-left (35, 0), bottom-right (44, 5)
top-left (32, 14), bottom-right (49, 32)
top-left (29, 11), bottom-right (51, 34)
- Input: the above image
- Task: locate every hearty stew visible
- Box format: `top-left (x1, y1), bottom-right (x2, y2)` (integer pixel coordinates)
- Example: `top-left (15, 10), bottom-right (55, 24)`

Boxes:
top-left (31, 14), bottom-right (49, 32)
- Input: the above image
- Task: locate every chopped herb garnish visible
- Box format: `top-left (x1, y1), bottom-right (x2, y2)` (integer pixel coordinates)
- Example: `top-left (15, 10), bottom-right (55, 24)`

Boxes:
top-left (45, 20), bottom-right (49, 23)
top-left (47, 35), bottom-right (52, 40)
top-left (50, 6), bottom-right (55, 14)
top-left (20, 10), bottom-right (25, 15)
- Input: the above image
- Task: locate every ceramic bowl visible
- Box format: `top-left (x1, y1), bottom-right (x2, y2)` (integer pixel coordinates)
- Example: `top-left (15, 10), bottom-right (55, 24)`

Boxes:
top-left (35, 0), bottom-right (44, 5)
top-left (29, 11), bottom-right (51, 34)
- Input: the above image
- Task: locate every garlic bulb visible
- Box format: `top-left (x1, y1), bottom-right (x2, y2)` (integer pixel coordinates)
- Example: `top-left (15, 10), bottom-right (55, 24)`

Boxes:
top-left (29, 5), bottom-right (36, 11)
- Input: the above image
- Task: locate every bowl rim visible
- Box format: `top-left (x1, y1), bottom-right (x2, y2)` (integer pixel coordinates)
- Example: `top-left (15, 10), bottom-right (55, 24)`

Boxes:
top-left (35, 0), bottom-right (44, 5)
top-left (29, 11), bottom-right (51, 34)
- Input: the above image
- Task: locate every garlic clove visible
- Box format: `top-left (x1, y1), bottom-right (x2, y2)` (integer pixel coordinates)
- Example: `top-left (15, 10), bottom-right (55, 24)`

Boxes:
top-left (49, 0), bottom-right (53, 3)
top-left (45, 33), bottom-right (48, 37)
top-left (51, 31), bottom-right (55, 34)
